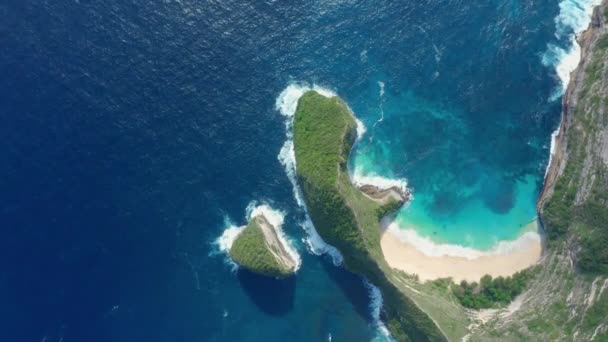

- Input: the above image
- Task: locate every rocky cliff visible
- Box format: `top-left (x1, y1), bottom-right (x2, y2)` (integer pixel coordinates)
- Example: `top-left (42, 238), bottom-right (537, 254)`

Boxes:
top-left (539, 0), bottom-right (608, 274)
top-left (465, 2), bottom-right (608, 340)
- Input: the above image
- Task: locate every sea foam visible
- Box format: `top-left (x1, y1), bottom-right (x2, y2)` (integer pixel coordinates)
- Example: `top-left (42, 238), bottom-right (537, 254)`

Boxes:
top-left (217, 224), bottom-right (245, 253)
top-left (351, 166), bottom-right (409, 195)
top-left (545, 121), bottom-right (561, 179)
top-left (542, 0), bottom-right (601, 101)
top-left (276, 83), bottom-right (344, 265)
top-left (386, 221), bottom-right (541, 260)
top-left (364, 279), bottom-right (394, 342)
top-left (542, 0), bottom-right (600, 177)
top-left (214, 217), bottom-right (243, 270)
top-left (373, 81), bottom-right (386, 130)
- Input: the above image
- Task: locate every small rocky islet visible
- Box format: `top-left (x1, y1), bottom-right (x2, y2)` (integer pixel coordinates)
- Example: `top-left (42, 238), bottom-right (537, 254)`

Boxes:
top-left (228, 213), bottom-right (298, 278)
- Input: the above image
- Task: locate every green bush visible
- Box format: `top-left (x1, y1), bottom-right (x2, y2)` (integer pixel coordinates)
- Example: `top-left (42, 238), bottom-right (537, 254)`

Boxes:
top-left (451, 269), bottom-right (535, 309)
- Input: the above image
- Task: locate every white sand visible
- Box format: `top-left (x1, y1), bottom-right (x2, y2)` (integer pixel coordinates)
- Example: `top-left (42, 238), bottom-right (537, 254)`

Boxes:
top-left (380, 221), bottom-right (542, 283)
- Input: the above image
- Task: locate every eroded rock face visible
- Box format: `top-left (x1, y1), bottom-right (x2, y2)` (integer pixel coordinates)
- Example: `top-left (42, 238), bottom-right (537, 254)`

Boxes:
top-left (538, 0), bottom-right (608, 274)
top-left (539, 2), bottom-right (608, 211)
top-left (358, 184), bottom-right (412, 205)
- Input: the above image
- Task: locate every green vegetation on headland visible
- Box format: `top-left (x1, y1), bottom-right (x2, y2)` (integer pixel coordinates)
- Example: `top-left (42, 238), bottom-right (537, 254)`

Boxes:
top-left (229, 216), bottom-right (295, 278)
top-left (293, 91), bottom-right (447, 341)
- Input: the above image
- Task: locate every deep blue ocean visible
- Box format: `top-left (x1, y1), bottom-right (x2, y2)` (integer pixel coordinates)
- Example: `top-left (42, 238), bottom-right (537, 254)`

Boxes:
top-left (0, 0), bottom-right (591, 340)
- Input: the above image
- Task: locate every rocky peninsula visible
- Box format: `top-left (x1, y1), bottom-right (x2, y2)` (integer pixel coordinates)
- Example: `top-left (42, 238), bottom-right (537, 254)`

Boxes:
top-left (293, 90), bottom-right (447, 341)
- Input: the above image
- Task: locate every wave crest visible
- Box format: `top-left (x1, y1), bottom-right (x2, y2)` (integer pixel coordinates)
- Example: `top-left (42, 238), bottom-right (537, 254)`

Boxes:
top-left (351, 167), bottom-right (409, 195)
top-left (542, 0), bottom-right (601, 100)
top-left (364, 279), bottom-right (393, 342)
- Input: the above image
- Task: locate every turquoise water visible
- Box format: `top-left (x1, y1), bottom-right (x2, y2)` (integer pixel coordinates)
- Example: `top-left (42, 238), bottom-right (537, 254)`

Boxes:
top-left (394, 176), bottom-right (538, 249)
top-left (351, 83), bottom-right (546, 251)
top-left (347, 0), bottom-right (600, 251)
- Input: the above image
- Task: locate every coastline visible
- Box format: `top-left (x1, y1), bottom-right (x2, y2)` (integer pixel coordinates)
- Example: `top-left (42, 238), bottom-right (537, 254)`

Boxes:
top-left (380, 221), bottom-right (542, 283)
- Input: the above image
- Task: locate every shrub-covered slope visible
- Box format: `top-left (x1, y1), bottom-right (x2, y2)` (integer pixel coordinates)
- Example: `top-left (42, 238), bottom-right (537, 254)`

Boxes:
top-left (229, 216), bottom-right (295, 278)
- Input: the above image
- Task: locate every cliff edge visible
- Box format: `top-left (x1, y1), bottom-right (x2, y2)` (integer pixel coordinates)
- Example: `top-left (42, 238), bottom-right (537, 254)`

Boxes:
top-left (466, 2), bottom-right (608, 340)
top-left (539, 0), bottom-right (608, 274)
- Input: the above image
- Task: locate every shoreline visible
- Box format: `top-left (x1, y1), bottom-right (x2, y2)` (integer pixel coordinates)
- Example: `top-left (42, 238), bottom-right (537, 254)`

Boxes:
top-left (380, 220), bottom-right (543, 283)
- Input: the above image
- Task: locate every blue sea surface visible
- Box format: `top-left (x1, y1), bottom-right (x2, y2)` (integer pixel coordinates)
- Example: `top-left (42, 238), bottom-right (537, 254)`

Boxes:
top-left (0, 0), bottom-right (581, 340)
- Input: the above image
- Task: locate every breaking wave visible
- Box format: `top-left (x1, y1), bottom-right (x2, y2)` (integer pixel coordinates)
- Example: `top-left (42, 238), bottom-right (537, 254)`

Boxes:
top-left (351, 166), bottom-right (409, 195)
top-left (542, 0), bottom-right (599, 178)
top-left (213, 216), bottom-right (243, 270)
top-left (542, 0), bottom-right (601, 101)
top-left (545, 121), bottom-right (561, 179)
top-left (365, 279), bottom-right (394, 342)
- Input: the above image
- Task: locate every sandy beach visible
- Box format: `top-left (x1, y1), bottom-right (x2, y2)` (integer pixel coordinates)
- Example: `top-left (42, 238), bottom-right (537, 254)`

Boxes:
top-left (380, 221), bottom-right (543, 283)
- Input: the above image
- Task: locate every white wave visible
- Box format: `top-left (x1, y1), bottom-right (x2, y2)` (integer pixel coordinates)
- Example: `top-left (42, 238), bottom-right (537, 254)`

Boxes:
top-left (246, 202), bottom-right (302, 271)
top-left (300, 217), bottom-right (343, 266)
top-left (545, 118), bottom-right (562, 178)
top-left (371, 81), bottom-right (386, 132)
top-left (275, 83), bottom-right (336, 118)
top-left (276, 83), bottom-right (344, 266)
top-left (386, 221), bottom-right (541, 260)
top-left (278, 140), bottom-right (305, 207)
top-left (215, 214), bottom-right (244, 254)
top-left (364, 279), bottom-right (394, 342)
top-left (214, 217), bottom-right (244, 271)
top-left (216, 225), bottom-right (245, 252)
top-left (351, 166), bottom-right (408, 194)
top-left (355, 118), bottom-right (367, 140)
top-left (542, 0), bottom-right (601, 100)
top-left (554, 0), bottom-right (601, 37)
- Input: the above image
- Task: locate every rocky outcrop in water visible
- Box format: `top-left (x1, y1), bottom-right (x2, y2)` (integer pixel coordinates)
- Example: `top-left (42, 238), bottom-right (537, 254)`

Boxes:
top-left (229, 214), bottom-right (297, 278)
